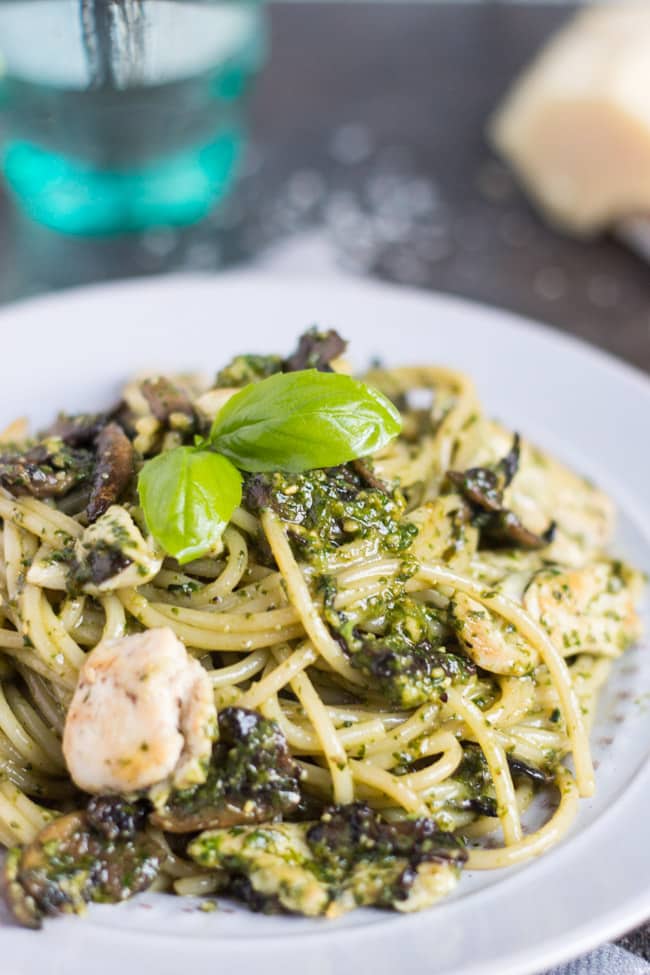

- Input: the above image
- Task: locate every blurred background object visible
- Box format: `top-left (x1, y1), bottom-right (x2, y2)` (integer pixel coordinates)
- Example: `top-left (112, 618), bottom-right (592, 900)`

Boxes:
top-left (0, 0), bottom-right (265, 234)
top-left (491, 3), bottom-right (650, 239)
top-left (0, 2), bottom-right (647, 380)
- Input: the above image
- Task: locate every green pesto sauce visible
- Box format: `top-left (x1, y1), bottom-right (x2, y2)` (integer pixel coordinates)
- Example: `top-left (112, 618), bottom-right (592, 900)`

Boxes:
top-left (190, 805), bottom-right (466, 915)
top-left (216, 354), bottom-right (283, 388)
top-left (154, 710), bottom-right (302, 829)
top-left (253, 467), bottom-right (417, 565)
top-left (325, 586), bottom-right (475, 708)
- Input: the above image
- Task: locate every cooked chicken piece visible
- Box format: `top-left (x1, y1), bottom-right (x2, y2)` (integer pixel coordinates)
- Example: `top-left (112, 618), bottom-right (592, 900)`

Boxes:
top-left (194, 822), bottom-right (330, 917)
top-left (121, 372), bottom-right (205, 419)
top-left (189, 806), bottom-right (465, 917)
top-left (118, 372), bottom-right (205, 454)
top-left (451, 591), bottom-right (539, 677)
top-left (194, 388), bottom-right (239, 425)
top-left (63, 627), bottom-right (216, 794)
top-left (27, 505), bottom-right (162, 595)
top-left (75, 506), bottom-right (163, 594)
top-left (524, 562), bottom-right (643, 655)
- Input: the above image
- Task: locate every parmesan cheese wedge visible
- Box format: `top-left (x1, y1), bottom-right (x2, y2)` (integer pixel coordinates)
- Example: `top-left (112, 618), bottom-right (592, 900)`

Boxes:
top-left (490, 3), bottom-right (650, 235)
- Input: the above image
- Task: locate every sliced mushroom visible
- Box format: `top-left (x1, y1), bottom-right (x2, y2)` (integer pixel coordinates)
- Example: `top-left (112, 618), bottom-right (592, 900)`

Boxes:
top-left (41, 412), bottom-right (110, 447)
top-left (344, 636), bottom-right (474, 709)
top-left (140, 377), bottom-right (195, 428)
top-left (481, 510), bottom-right (556, 550)
top-left (6, 811), bottom-right (162, 926)
top-left (447, 467), bottom-right (504, 513)
top-left (447, 434), bottom-right (555, 551)
top-left (283, 328), bottom-right (347, 373)
top-left (86, 795), bottom-right (151, 841)
top-left (150, 707), bottom-right (302, 832)
top-left (495, 432), bottom-right (520, 487)
top-left (81, 546), bottom-right (132, 588)
top-left (86, 423), bottom-right (134, 523)
top-left (0, 439), bottom-right (93, 499)
top-left (447, 435), bottom-right (519, 514)
top-left (242, 472), bottom-right (273, 512)
top-left (351, 457), bottom-right (391, 494)
top-left (507, 756), bottom-right (552, 785)
top-left (3, 847), bottom-right (41, 929)
top-left (462, 420), bottom-right (615, 566)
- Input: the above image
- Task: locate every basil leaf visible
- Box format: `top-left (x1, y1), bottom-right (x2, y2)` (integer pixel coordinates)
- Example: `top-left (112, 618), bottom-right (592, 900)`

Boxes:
top-left (210, 370), bottom-right (401, 472)
top-left (138, 447), bottom-right (242, 564)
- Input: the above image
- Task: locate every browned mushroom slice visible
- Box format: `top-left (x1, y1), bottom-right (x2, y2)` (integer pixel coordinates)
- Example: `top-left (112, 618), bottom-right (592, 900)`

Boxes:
top-left (306, 803), bottom-right (468, 883)
top-left (446, 435), bottom-right (554, 551)
top-left (71, 545), bottom-right (133, 590)
top-left (42, 412), bottom-right (110, 447)
top-left (446, 467), bottom-right (503, 512)
top-left (85, 795), bottom-right (151, 840)
top-left (140, 377), bottom-right (195, 427)
top-left (495, 433), bottom-right (521, 487)
top-left (351, 457), bottom-right (391, 494)
top-left (0, 440), bottom-right (93, 499)
top-left (447, 435), bottom-right (521, 512)
top-left (8, 808), bottom-right (162, 925)
top-left (283, 328), bottom-right (347, 373)
top-left (150, 707), bottom-right (302, 832)
top-left (3, 847), bottom-right (42, 929)
top-left (86, 423), bottom-right (134, 523)
top-left (507, 756), bottom-right (552, 785)
top-left (481, 510), bottom-right (556, 550)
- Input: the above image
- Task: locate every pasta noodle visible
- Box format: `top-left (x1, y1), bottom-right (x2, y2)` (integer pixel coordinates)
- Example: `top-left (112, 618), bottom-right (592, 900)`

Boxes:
top-left (0, 333), bottom-right (643, 924)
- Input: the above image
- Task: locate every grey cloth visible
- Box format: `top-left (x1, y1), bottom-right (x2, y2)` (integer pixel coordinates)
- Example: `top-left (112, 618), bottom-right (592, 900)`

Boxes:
top-left (543, 945), bottom-right (650, 975)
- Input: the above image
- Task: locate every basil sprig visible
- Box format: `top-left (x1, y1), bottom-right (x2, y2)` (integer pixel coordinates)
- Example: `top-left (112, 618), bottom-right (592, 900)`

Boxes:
top-left (210, 370), bottom-right (401, 472)
top-left (138, 369), bottom-right (401, 563)
top-left (138, 448), bottom-right (242, 564)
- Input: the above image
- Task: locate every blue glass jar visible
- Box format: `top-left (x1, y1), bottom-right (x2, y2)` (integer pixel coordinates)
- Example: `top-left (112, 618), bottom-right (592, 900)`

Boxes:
top-left (0, 0), bottom-right (266, 235)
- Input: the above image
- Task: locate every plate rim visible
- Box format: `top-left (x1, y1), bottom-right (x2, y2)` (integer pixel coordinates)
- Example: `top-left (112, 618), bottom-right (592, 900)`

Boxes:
top-left (2, 268), bottom-right (649, 394)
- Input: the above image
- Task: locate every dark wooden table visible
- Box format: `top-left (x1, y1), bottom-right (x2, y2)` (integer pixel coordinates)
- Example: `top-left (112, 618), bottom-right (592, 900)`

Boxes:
top-left (0, 1), bottom-right (647, 962)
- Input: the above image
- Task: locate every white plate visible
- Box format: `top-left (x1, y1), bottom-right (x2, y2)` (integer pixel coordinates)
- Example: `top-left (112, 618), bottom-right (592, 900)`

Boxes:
top-left (1, 272), bottom-right (649, 975)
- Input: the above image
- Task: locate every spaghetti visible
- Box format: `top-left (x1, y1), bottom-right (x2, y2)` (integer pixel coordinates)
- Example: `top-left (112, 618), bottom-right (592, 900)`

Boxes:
top-left (0, 329), bottom-right (643, 924)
